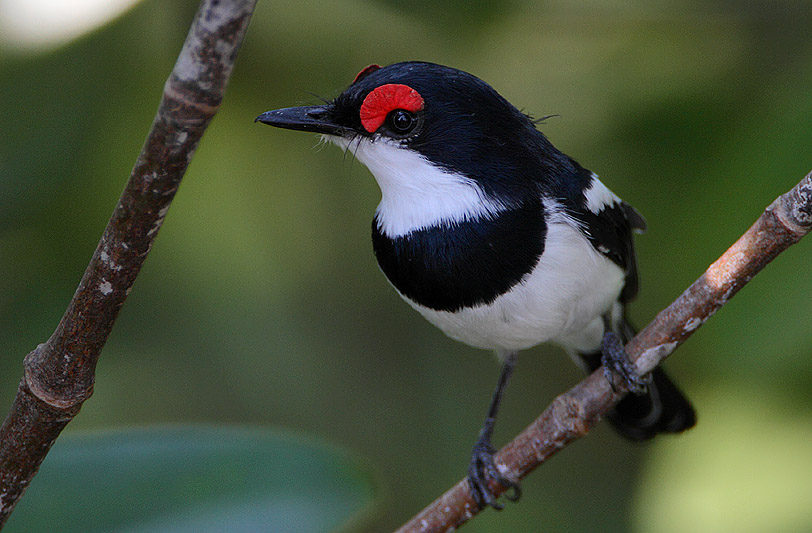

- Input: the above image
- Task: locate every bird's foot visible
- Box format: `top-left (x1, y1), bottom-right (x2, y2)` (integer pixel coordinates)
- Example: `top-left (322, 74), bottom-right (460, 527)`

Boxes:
top-left (601, 331), bottom-right (649, 394)
top-left (467, 437), bottom-right (521, 510)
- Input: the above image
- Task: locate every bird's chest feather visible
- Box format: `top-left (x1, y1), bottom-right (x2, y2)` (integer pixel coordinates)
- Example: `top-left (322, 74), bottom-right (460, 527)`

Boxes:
top-left (371, 199), bottom-right (546, 313)
top-left (372, 199), bottom-right (626, 352)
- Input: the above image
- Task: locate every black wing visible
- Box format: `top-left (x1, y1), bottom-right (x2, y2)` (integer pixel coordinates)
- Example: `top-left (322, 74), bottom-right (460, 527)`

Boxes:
top-left (565, 168), bottom-right (645, 303)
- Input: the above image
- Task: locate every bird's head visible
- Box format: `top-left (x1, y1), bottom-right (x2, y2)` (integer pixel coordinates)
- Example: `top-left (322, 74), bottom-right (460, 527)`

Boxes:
top-left (256, 62), bottom-right (564, 236)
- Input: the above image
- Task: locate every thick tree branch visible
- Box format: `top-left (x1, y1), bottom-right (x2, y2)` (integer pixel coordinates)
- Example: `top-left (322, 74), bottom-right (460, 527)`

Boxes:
top-left (0, 0), bottom-right (257, 525)
top-left (398, 172), bottom-right (812, 532)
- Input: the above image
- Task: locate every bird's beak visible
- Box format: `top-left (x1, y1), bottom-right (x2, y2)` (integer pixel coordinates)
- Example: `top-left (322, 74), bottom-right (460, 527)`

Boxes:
top-left (255, 105), bottom-right (346, 136)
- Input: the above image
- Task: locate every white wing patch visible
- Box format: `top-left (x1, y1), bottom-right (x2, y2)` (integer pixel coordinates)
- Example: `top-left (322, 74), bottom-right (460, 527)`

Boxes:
top-left (583, 173), bottom-right (621, 214)
top-left (328, 135), bottom-right (507, 238)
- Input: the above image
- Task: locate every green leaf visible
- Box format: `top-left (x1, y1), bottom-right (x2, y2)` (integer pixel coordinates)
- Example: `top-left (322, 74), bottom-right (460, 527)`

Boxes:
top-left (5, 426), bottom-right (376, 532)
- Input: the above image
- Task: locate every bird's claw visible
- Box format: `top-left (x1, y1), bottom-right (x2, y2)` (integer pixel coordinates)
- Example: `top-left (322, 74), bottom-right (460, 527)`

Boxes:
top-left (467, 439), bottom-right (521, 510)
top-left (601, 331), bottom-right (649, 395)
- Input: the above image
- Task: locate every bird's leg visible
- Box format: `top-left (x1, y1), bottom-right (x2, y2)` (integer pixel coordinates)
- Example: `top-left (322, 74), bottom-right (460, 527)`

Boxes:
top-left (600, 316), bottom-right (649, 394)
top-left (467, 350), bottom-right (521, 510)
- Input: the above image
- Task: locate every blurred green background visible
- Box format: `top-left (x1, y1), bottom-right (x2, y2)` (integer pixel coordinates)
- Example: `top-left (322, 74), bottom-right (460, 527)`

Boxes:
top-left (2, 0), bottom-right (812, 531)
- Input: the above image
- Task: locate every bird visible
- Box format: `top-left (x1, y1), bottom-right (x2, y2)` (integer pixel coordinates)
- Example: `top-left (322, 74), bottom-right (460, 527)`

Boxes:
top-left (255, 61), bottom-right (696, 510)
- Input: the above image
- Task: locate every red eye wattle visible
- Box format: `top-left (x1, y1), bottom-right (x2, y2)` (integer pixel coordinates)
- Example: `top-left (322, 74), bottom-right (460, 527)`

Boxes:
top-left (359, 84), bottom-right (424, 133)
top-left (352, 64), bottom-right (381, 84)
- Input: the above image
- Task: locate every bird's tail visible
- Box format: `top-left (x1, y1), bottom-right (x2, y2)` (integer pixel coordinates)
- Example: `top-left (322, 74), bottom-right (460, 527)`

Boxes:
top-left (576, 319), bottom-right (696, 441)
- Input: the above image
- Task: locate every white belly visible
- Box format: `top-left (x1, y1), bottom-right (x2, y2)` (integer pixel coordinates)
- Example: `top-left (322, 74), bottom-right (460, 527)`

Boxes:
top-left (402, 221), bottom-right (625, 353)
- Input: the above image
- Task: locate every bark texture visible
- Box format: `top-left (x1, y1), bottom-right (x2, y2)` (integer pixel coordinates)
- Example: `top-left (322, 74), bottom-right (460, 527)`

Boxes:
top-left (0, 0), bottom-right (258, 524)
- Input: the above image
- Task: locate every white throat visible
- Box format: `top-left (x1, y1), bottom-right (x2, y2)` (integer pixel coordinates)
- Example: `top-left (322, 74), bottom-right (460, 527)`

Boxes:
top-left (329, 136), bottom-right (506, 238)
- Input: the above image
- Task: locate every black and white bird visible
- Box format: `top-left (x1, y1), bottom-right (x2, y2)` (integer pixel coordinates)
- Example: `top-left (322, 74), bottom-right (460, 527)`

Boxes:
top-left (256, 61), bottom-right (695, 509)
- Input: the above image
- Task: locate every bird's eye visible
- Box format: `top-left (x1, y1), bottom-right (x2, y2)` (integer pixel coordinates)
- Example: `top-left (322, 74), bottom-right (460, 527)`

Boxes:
top-left (386, 109), bottom-right (418, 136)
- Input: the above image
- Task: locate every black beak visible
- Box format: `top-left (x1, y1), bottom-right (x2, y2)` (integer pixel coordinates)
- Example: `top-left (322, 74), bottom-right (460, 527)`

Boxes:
top-left (255, 105), bottom-right (346, 136)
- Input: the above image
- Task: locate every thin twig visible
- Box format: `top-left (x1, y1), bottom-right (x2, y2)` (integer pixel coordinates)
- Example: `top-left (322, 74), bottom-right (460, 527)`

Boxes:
top-left (397, 172), bottom-right (812, 532)
top-left (0, 0), bottom-right (257, 525)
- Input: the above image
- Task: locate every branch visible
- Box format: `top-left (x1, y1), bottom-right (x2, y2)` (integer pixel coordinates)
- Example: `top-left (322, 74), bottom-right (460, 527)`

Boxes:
top-left (397, 172), bottom-right (812, 532)
top-left (0, 0), bottom-right (257, 525)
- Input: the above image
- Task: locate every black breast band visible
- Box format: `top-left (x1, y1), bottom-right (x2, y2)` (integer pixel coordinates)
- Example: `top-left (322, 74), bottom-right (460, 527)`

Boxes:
top-left (371, 199), bottom-right (546, 312)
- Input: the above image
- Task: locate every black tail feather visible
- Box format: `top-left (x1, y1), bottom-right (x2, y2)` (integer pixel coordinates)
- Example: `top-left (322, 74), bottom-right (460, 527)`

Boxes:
top-left (606, 366), bottom-right (696, 441)
top-left (576, 318), bottom-right (696, 441)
